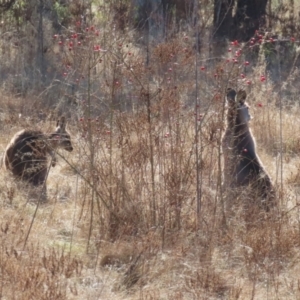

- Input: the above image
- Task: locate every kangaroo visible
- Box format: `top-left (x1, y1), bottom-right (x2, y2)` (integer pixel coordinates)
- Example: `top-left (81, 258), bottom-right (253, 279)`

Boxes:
top-left (222, 88), bottom-right (275, 210)
top-left (4, 116), bottom-right (73, 194)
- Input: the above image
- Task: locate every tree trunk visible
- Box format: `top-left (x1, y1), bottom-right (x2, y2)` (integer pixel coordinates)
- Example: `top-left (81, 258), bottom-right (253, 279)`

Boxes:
top-left (213, 0), bottom-right (235, 40)
top-left (132, 0), bottom-right (196, 40)
top-left (213, 0), bottom-right (268, 42)
top-left (37, 0), bottom-right (46, 83)
top-left (232, 0), bottom-right (268, 41)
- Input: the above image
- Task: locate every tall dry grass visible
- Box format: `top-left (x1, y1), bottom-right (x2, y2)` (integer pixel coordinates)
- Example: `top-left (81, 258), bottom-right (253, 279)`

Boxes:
top-left (1, 1), bottom-right (300, 299)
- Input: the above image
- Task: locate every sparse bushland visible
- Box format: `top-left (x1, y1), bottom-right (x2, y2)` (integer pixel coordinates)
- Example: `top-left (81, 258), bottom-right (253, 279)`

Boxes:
top-left (1, 1), bottom-right (300, 299)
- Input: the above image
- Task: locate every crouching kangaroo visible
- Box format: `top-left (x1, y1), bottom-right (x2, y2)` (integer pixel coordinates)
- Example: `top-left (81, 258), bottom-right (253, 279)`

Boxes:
top-left (222, 88), bottom-right (275, 210)
top-left (4, 116), bottom-right (73, 197)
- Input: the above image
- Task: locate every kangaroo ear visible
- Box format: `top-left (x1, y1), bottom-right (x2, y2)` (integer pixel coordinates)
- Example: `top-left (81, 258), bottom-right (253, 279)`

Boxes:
top-left (56, 116), bottom-right (66, 131)
top-left (226, 88), bottom-right (236, 103)
top-left (237, 90), bottom-right (247, 104)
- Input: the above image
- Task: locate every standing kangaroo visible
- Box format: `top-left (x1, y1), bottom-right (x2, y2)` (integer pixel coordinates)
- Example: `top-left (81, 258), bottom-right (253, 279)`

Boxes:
top-left (222, 88), bottom-right (275, 209)
top-left (4, 116), bottom-right (73, 194)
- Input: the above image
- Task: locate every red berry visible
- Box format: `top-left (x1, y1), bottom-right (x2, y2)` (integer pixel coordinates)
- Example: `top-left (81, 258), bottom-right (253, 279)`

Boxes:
top-left (244, 61), bottom-right (250, 66)
top-left (94, 45), bottom-right (100, 51)
top-left (257, 103), bottom-right (263, 107)
top-left (53, 34), bottom-right (58, 39)
top-left (246, 80), bottom-right (251, 85)
top-left (241, 73), bottom-right (245, 78)
top-left (260, 75), bottom-right (266, 82)
top-left (200, 66), bottom-right (205, 71)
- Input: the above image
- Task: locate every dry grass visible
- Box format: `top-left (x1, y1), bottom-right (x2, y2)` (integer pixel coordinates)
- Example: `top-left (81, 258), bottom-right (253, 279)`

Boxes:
top-left (1, 1), bottom-right (300, 299)
top-left (1, 93), bottom-right (300, 299)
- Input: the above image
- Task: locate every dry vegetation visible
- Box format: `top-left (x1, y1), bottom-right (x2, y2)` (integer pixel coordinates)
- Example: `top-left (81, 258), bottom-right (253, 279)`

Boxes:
top-left (2, 1), bottom-right (300, 299)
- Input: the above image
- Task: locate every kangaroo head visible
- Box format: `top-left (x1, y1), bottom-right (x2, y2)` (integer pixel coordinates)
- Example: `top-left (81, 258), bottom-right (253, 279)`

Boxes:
top-left (226, 88), bottom-right (251, 125)
top-left (51, 116), bottom-right (73, 152)
top-left (236, 90), bottom-right (251, 124)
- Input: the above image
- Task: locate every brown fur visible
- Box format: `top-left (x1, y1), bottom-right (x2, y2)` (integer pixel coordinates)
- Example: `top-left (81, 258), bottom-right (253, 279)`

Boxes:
top-left (222, 88), bottom-right (275, 209)
top-left (4, 117), bottom-right (73, 190)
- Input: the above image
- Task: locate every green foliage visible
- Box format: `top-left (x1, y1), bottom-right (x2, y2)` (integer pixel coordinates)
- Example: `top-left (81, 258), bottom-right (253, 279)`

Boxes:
top-left (53, 1), bottom-right (71, 25)
top-left (1, 0), bottom-right (28, 25)
top-left (263, 41), bottom-right (297, 82)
